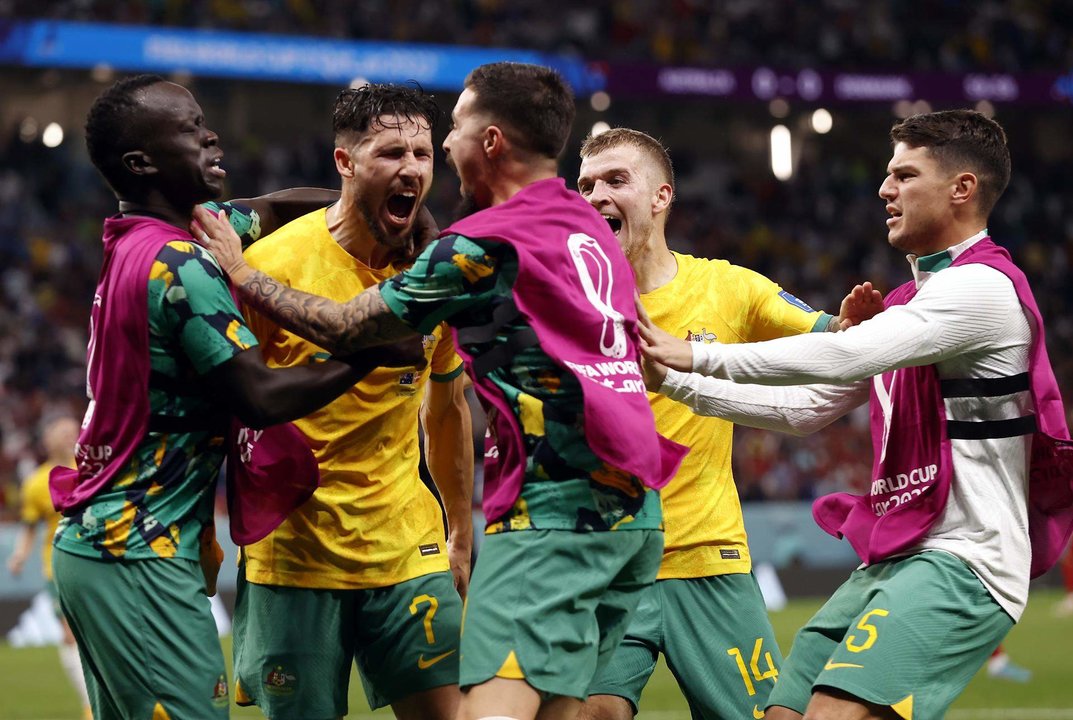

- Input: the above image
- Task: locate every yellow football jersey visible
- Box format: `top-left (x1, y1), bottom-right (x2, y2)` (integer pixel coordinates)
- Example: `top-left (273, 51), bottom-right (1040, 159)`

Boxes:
top-left (241, 209), bottom-right (463, 590)
top-left (643, 252), bottom-right (826, 579)
top-left (19, 462), bottom-right (60, 580)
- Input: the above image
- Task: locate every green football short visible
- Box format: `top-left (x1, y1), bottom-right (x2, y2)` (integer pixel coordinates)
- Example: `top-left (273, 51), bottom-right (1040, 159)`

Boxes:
top-left (52, 549), bottom-right (229, 720)
top-left (459, 528), bottom-right (664, 700)
top-left (233, 569), bottom-right (462, 719)
top-left (45, 577), bottom-right (63, 618)
top-left (767, 551), bottom-right (1013, 720)
top-left (588, 572), bottom-right (782, 718)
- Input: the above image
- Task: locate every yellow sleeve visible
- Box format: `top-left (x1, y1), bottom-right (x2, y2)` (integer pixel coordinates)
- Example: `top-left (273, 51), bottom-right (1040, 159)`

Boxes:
top-left (429, 322), bottom-right (464, 381)
top-left (741, 267), bottom-right (828, 341)
top-left (19, 466), bottom-right (52, 524)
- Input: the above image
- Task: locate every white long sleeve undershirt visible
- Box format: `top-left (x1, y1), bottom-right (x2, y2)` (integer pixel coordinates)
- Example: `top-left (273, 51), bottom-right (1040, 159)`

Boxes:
top-left (666, 254), bottom-right (1035, 620)
top-left (660, 370), bottom-right (869, 436)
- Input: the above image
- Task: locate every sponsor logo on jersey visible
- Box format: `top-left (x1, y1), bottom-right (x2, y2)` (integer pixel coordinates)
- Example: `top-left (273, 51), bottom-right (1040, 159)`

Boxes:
top-left (419, 543), bottom-right (441, 556)
top-left (685, 328), bottom-right (718, 343)
top-left (778, 290), bottom-right (815, 312)
top-left (720, 549), bottom-right (741, 560)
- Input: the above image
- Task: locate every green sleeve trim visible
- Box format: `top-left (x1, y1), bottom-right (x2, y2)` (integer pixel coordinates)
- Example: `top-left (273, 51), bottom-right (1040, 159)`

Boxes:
top-left (811, 312), bottom-right (835, 332)
top-left (378, 279), bottom-right (425, 331)
top-left (430, 361), bottom-right (465, 383)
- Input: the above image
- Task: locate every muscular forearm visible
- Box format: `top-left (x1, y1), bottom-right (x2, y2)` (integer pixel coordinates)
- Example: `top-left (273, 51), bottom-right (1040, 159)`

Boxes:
top-left (661, 370), bottom-right (869, 436)
top-left (233, 266), bottom-right (412, 355)
top-left (249, 359), bottom-right (373, 427)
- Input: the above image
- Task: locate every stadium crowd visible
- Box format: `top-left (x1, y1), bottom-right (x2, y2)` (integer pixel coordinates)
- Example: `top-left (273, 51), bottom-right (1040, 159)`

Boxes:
top-left (7, 0), bottom-right (1073, 70)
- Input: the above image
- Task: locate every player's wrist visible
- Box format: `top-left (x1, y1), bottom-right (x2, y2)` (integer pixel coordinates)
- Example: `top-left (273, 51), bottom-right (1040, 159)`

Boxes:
top-left (230, 263), bottom-right (256, 287)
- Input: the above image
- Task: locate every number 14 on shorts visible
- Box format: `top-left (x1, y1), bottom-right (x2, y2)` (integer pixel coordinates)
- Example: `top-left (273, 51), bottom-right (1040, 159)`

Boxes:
top-left (727, 637), bottom-right (779, 696)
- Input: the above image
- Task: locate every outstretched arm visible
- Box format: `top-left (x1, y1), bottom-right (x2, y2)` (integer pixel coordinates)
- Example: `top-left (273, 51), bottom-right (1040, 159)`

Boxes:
top-left (193, 205), bottom-right (414, 355)
top-left (235, 187), bottom-right (340, 237)
top-left (205, 340), bottom-right (425, 429)
top-left (660, 369), bottom-right (869, 436)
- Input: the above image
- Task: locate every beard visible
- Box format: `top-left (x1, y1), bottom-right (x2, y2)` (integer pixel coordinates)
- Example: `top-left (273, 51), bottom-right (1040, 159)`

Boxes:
top-left (453, 193), bottom-right (484, 221)
top-left (357, 195), bottom-right (410, 250)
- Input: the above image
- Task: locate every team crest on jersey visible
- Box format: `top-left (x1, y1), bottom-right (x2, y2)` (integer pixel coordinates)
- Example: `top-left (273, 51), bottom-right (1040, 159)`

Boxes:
top-left (211, 674), bottom-right (229, 707)
top-left (685, 328), bottom-right (718, 344)
top-left (778, 290), bottom-right (815, 312)
top-left (264, 665), bottom-right (297, 696)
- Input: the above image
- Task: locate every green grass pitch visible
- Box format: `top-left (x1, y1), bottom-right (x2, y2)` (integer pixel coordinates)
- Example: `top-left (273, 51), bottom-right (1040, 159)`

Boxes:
top-left (2, 589), bottom-right (1070, 719)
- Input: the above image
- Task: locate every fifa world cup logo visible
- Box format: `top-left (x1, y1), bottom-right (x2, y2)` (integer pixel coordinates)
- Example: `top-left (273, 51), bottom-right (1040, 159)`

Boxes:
top-left (568, 233), bottom-right (627, 359)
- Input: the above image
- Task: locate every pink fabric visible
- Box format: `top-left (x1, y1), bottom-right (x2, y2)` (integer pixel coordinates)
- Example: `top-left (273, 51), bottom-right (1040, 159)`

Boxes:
top-left (813, 238), bottom-right (1073, 577)
top-left (444, 178), bottom-right (687, 521)
top-left (226, 420), bottom-right (319, 545)
top-left (50, 214), bottom-right (317, 545)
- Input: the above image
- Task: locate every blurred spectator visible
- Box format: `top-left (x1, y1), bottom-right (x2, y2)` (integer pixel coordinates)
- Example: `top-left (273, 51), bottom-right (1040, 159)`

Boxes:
top-left (6, 0), bottom-right (1073, 72)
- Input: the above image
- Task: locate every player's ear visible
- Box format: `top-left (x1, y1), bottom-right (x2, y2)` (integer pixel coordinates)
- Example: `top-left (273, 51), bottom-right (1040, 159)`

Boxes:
top-left (484, 125), bottom-right (505, 159)
top-left (122, 150), bottom-right (157, 178)
top-left (951, 171), bottom-right (977, 208)
top-left (652, 182), bottom-right (673, 216)
top-left (334, 146), bottom-right (355, 178)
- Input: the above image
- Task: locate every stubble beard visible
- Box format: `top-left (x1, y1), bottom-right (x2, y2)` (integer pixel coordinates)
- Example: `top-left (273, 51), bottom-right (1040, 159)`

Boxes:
top-left (357, 195), bottom-right (409, 250)
top-left (453, 193), bottom-right (483, 221)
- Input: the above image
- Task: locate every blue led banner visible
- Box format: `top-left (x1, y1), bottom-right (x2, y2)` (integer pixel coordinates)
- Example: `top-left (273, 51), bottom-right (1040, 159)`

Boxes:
top-left (0, 20), bottom-right (605, 93)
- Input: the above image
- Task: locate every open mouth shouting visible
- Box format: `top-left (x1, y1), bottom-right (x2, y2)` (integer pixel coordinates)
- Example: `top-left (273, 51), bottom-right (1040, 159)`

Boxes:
top-left (602, 214), bottom-right (623, 236)
top-left (387, 192), bottom-right (417, 222)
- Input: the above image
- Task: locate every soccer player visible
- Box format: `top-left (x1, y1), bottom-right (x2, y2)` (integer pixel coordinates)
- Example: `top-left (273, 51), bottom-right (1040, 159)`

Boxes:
top-left (640, 110), bottom-right (1073, 720)
top-left (195, 61), bottom-right (683, 720)
top-left (574, 128), bottom-right (878, 720)
top-left (53, 74), bottom-right (421, 720)
top-left (7, 416), bottom-right (91, 720)
top-left (230, 83), bottom-right (472, 720)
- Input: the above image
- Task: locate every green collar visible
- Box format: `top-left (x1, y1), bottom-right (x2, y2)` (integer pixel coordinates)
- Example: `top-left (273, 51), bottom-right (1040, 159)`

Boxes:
top-left (915, 248), bottom-right (954, 274)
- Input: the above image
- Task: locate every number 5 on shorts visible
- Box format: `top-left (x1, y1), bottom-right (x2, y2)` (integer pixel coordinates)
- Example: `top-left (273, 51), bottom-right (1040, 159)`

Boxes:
top-left (845, 608), bottom-right (889, 653)
top-left (409, 594), bottom-right (439, 645)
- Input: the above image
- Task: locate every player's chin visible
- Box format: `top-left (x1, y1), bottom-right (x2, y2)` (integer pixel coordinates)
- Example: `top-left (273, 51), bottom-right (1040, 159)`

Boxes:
top-left (201, 176), bottom-right (225, 200)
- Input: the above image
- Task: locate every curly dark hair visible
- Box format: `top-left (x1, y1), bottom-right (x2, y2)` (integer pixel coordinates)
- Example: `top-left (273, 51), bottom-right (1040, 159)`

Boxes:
top-left (464, 62), bottom-right (575, 159)
top-left (84, 74), bottom-right (166, 193)
top-left (891, 109), bottom-right (1011, 218)
top-left (332, 82), bottom-right (440, 143)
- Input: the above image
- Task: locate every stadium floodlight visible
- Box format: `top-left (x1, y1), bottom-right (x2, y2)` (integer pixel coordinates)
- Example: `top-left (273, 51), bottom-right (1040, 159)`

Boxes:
top-left (19, 117), bottom-right (38, 143)
top-left (768, 98), bottom-right (789, 118)
top-left (811, 108), bottom-right (833, 134)
top-left (42, 122), bottom-right (64, 148)
top-left (591, 121), bottom-right (611, 137)
top-left (590, 91), bottom-right (611, 112)
top-left (893, 100), bottom-right (914, 118)
top-left (975, 99), bottom-right (996, 117)
top-left (770, 125), bottom-right (793, 181)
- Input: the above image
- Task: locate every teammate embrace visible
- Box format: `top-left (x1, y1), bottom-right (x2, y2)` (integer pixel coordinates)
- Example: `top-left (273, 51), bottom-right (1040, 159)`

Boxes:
top-left (56, 63), bottom-right (1071, 720)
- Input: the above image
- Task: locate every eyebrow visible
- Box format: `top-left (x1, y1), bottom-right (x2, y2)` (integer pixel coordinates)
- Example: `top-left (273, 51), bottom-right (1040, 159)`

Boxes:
top-left (583, 165), bottom-right (631, 181)
top-left (887, 162), bottom-right (918, 174)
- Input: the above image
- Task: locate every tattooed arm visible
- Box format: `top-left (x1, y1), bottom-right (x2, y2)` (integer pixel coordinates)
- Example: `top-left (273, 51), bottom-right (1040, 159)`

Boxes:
top-left (193, 204), bottom-right (415, 355)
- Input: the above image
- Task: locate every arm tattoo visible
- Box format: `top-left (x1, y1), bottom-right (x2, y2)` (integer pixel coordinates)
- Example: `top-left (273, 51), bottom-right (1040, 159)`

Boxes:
top-left (240, 269), bottom-right (413, 354)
